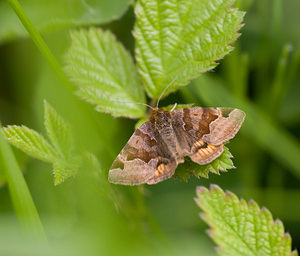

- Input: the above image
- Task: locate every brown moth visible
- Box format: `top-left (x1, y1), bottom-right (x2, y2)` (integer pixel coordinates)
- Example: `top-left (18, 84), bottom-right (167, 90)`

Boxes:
top-left (108, 106), bottom-right (245, 185)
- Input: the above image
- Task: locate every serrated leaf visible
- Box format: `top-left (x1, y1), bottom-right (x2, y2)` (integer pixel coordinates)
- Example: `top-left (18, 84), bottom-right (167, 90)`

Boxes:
top-left (53, 163), bottom-right (75, 186)
top-left (65, 28), bottom-right (146, 118)
top-left (174, 146), bottom-right (234, 181)
top-left (134, 0), bottom-right (245, 99)
top-left (3, 125), bottom-right (56, 163)
top-left (44, 100), bottom-right (73, 159)
top-left (195, 185), bottom-right (298, 256)
top-left (0, 0), bottom-right (133, 44)
top-left (3, 103), bottom-right (79, 185)
top-left (53, 154), bottom-right (81, 186)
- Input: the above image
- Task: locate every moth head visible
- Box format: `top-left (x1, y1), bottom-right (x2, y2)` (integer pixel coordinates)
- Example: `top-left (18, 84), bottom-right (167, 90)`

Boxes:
top-left (150, 108), bottom-right (170, 126)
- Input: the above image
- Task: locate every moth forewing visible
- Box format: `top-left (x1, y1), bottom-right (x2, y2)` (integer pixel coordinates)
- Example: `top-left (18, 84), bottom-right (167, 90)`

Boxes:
top-left (202, 108), bottom-right (246, 145)
top-left (108, 107), bottom-right (245, 185)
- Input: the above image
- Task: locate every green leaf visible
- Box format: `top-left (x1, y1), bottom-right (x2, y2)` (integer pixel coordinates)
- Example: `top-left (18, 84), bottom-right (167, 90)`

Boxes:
top-left (44, 102), bottom-right (78, 185)
top-left (3, 125), bottom-right (56, 163)
top-left (44, 100), bottom-right (73, 159)
top-left (0, 0), bottom-right (133, 44)
top-left (174, 146), bottom-right (234, 181)
top-left (195, 185), bottom-right (298, 256)
top-left (53, 162), bottom-right (77, 186)
top-left (134, 0), bottom-right (245, 99)
top-left (64, 28), bottom-right (146, 118)
top-left (0, 160), bottom-right (6, 186)
top-left (3, 103), bottom-right (79, 185)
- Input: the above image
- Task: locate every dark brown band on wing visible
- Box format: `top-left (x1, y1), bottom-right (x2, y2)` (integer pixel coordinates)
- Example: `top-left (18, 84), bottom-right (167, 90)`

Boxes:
top-left (182, 108), bottom-right (218, 138)
top-left (196, 109), bottom-right (218, 137)
top-left (121, 128), bottom-right (157, 163)
top-left (183, 108), bottom-right (193, 131)
top-left (135, 129), bottom-right (156, 147)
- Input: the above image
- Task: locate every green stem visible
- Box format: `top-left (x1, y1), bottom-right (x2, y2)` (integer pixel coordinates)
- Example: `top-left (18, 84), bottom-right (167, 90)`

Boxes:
top-left (6, 0), bottom-right (73, 93)
top-left (0, 124), bottom-right (46, 240)
top-left (223, 46), bottom-right (249, 99)
top-left (285, 44), bottom-right (300, 93)
top-left (239, 53), bottom-right (249, 99)
top-left (130, 186), bottom-right (170, 245)
top-left (271, 0), bottom-right (282, 51)
top-left (268, 44), bottom-right (292, 115)
top-left (255, 1), bottom-right (271, 105)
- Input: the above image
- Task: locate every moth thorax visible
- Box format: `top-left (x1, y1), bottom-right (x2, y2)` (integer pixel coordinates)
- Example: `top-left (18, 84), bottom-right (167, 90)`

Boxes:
top-left (150, 109), bottom-right (170, 128)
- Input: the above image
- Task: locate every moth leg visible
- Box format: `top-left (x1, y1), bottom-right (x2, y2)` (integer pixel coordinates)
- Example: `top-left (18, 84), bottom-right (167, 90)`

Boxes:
top-left (189, 140), bottom-right (224, 165)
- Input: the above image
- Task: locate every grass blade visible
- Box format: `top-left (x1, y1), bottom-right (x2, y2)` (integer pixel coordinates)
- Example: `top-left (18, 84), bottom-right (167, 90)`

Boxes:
top-left (0, 124), bottom-right (46, 240)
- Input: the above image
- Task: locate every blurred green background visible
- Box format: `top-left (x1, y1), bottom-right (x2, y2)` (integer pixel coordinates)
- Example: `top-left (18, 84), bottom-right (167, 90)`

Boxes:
top-left (0, 0), bottom-right (299, 255)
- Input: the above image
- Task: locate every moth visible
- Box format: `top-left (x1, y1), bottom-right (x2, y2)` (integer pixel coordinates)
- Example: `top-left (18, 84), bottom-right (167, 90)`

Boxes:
top-left (108, 105), bottom-right (245, 185)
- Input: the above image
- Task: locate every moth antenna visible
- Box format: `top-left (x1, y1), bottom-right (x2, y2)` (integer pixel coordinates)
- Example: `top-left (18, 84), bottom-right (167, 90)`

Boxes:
top-left (111, 100), bottom-right (154, 110)
top-left (170, 103), bottom-right (178, 111)
top-left (156, 75), bottom-right (179, 108)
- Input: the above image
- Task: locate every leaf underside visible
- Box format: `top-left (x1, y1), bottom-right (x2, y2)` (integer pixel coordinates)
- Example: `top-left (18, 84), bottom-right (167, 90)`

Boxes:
top-left (174, 146), bottom-right (234, 181)
top-left (134, 0), bottom-right (245, 99)
top-left (64, 28), bottom-right (146, 118)
top-left (195, 185), bottom-right (298, 256)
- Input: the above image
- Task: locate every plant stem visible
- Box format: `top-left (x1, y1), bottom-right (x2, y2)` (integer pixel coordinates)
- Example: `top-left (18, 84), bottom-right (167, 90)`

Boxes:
top-left (285, 44), bottom-right (300, 93)
top-left (130, 186), bottom-right (170, 245)
top-left (268, 44), bottom-right (292, 115)
top-left (0, 124), bottom-right (46, 240)
top-left (271, 0), bottom-right (282, 51)
top-left (6, 0), bottom-right (73, 93)
top-left (223, 46), bottom-right (249, 99)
